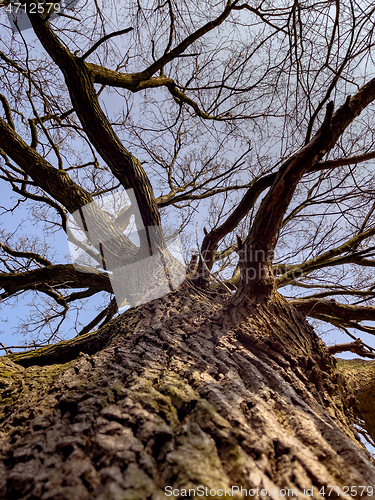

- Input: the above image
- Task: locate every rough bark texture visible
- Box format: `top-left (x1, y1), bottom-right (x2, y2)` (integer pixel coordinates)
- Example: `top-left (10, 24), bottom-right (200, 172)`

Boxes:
top-left (336, 359), bottom-right (375, 451)
top-left (0, 289), bottom-right (374, 499)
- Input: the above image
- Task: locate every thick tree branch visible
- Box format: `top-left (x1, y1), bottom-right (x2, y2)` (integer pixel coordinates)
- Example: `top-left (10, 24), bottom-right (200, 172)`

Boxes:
top-left (87, 65), bottom-right (172, 91)
top-left (89, 67), bottom-right (269, 121)
top-left (235, 77), bottom-right (375, 302)
top-left (291, 298), bottom-right (375, 323)
top-left (0, 117), bottom-right (92, 214)
top-left (193, 147), bottom-right (370, 290)
top-left (26, 7), bottom-right (161, 235)
top-left (84, 2), bottom-right (255, 120)
top-left (193, 173), bottom-right (275, 287)
top-left (0, 117), bottom-right (138, 263)
top-left (0, 264), bottom-right (112, 298)
top-left (327, 339), bottom-right (375, 358)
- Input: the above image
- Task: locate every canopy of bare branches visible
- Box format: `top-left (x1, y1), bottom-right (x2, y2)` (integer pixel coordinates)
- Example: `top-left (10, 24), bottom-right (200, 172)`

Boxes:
top-left (1, 0), bottom-right (375, 354)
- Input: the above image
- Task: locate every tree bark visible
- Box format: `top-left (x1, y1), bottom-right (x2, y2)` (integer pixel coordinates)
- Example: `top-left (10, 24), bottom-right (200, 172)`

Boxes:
top-left (1, 289), bottom-right (374, 499)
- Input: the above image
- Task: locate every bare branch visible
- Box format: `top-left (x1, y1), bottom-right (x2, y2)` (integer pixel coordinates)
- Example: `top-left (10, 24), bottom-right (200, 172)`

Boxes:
top-left (78, 297), bottom-right (117, 336)
top-left (0, 264), bottom-right (112, 299)
top-left (137, 0), bottom-right (240, 80)
top-left (316, 151), bottom-right (375, 171)
top-left (0, 93), bottom-right (15, 129)
top-left (327, 339), bottom-right (375, 358)
top-left (27, 9), bottom-right (161, 233)
top-left (80, 27), bottom-right (134, 61)
top-left (291, 298), bottom-right (375, 324)
top-left (0, 241), bottom-right (52, 267)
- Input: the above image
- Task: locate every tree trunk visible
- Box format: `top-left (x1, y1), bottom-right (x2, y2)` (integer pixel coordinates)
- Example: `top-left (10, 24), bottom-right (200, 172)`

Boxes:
top-left (0, 289), bottom-right (374, 500)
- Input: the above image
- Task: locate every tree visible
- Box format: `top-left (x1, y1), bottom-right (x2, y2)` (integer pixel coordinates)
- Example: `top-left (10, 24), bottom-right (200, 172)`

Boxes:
top-left (1, 0), bottom-right (375, 498)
